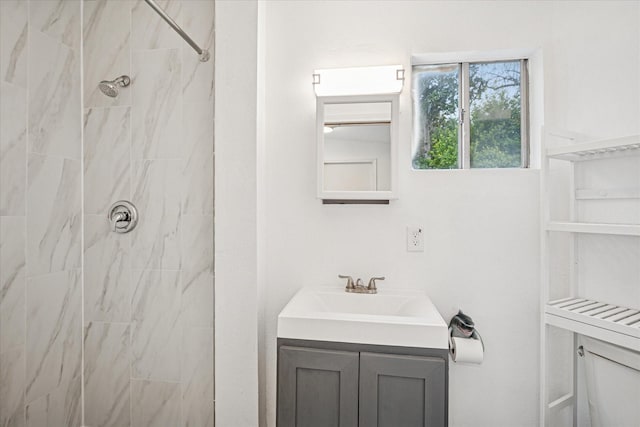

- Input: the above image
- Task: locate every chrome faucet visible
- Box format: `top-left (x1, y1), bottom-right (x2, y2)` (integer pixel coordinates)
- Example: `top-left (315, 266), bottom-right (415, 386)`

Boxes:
top-left (338, 274), bottom-right (356, 291)
top-left (367, 277), bottom-right (385, 292)
top-left (339, 275), bottom-right (384, 294)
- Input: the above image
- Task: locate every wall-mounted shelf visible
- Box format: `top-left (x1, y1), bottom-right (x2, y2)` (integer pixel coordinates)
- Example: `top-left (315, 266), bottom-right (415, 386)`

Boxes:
top-left (546, 134), bottom-right (640, 161)
top-left (546, 298), bottom-right (640, 352)
top-left (575, 187), bottom-right (640, 200)
top-left (545, 221), bottom-right (640, 236)
top-left (540, 128), bottom-right (640, 426)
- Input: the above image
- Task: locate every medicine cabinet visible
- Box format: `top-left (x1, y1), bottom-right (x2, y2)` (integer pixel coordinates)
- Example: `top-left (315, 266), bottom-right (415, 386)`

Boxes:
top-left (316, 94), bottom-right (398, 202)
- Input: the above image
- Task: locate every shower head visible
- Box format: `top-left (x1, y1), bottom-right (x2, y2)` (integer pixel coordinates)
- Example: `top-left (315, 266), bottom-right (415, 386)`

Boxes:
top-left (98, 75), bottom-right (131, 98)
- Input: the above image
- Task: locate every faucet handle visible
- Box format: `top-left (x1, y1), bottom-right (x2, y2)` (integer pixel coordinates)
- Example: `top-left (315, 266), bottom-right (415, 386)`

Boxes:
top-left (110, 211), bottom-right (128, 232)
top-left (108, 200), bottom-right (138, 234)
top-left (367, 276), bottom-right (385, 291)
top-left (338, 274), bottom-right (355, 290)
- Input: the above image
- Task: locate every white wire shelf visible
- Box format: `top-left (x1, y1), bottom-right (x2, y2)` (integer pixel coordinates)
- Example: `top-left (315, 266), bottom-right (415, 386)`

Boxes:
top-left (546, 297), bottom-right (640, 352)
top-left (546, 135), bottom-right (640, 161)
top-left (545, 221), bottom-right (640, 236)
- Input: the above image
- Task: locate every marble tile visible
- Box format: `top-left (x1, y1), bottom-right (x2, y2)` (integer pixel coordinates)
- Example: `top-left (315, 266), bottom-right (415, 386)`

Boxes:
top-left (25, 378), bottom-right (81, 427)
top-left (84, 106), bottom-right (131, 215)
top-left (181, 327), bottom-right (214, 427)
top-left (131, 48), bottom-right (182, 160)
top-left (28, 30), bottom-right (81, 160)
top-left (0, 217), bottom-right (26, 352)
top-left (0, 348), bottom-right (25, 427)
top-left (182, 101), bottom-right (214, 215)
top-left (131, 269), bottom-right (181, 381)
top-left (182, 51), bottom-right (214, 104)
top-left (84, 215), bottom-right (130, 323)
top-left (131, 0), bottom-right (183, 51)
top-left (26, 154), bottom-right (80, 276)
top-left (25, 270), bottom-right (81, 415)
top-left (29, 0), bottom-right (80, 51)
top-left (0, 81), bottom-right (27, 215)
top-left (181, 0), bottom-right (214, 103)
top-left (25, 395), bottom-right (48, 427)
top-left (181, 215), bottom-right (213, 328)
top-left (0, 0), bottom-right (28, 87)
top-left (131, 159), bottom-right (181, 270)
top-left (84, 322), bottom-right (130, 427)
top-left (131, 379), bottom-right (181, 427)
top-left (83, 0), bottom-right (131, 108)
top-left (181, 273), bottom-right (214, 330)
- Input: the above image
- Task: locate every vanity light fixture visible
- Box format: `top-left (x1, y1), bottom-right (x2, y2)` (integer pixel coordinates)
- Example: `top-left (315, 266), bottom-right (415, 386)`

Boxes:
top-left (312, 65), bottom-right (405, 96)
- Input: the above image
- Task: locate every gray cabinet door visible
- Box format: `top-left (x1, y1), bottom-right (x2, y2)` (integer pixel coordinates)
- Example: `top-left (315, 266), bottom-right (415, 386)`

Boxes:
top-left (359, 352), bottom-right (446, 427)
top-left (277, 346), bottom-right (359, 427)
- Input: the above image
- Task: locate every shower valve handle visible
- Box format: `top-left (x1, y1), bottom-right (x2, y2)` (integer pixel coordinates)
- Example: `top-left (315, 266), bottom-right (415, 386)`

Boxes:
top-left (108, 201), bottom-right (138, 234)
top-left (110, 211), bottom-right (128, 232)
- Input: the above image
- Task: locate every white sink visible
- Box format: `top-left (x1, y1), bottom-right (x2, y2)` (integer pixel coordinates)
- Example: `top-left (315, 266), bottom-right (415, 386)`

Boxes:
top-left (277, 286), bottom-right (448, 349)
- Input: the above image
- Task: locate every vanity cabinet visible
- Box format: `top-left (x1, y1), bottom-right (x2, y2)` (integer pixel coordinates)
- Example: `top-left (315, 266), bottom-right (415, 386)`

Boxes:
top-left (360, 352), bottom-right (445, 427)
top-left (278, 346), bottom-right (359, 427)
top-left (277, 339), bottom-right (448, 427)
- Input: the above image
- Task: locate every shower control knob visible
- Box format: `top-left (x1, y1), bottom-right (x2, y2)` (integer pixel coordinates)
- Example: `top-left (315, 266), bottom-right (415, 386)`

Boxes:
top-left (108, 200), bottom-right (138, 233)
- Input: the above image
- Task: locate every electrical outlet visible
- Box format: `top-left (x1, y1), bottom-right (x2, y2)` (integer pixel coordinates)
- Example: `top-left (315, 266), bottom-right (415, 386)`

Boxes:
top-left (407, 226), bottom-right (424, 252)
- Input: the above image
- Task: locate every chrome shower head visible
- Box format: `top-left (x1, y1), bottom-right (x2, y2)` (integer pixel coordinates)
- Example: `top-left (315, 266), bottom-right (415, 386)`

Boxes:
top-left (98, 75), bottom-right (131, 98)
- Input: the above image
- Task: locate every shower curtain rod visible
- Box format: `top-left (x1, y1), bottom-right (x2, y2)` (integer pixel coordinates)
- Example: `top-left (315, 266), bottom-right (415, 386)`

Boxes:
top-left (143, 0), bottom-right (210, 62)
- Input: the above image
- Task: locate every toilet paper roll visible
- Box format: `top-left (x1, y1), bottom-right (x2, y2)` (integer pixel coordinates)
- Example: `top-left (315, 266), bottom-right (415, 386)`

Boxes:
top-left (450, 336), bottom-right (484, 364)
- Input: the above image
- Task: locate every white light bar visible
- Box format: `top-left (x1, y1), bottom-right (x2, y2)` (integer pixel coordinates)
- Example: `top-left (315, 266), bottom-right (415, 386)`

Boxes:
top-left (313, 65), bottom-right (404, 96)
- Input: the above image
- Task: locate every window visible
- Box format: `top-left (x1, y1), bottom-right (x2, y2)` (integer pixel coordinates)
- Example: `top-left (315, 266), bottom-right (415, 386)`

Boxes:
top-left (412, 59), bottom-right (528, 169)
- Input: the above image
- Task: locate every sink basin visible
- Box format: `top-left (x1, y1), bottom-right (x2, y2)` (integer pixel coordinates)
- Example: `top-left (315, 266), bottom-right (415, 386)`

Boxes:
top-left (277, 286), bottom-right (448, 349)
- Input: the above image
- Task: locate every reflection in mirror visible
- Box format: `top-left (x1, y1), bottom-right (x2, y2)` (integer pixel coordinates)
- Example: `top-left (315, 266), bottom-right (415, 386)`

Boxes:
top-left (323, 124), bottom-right (390, 191)
top-left (322, 102), bottom-right (391, 192)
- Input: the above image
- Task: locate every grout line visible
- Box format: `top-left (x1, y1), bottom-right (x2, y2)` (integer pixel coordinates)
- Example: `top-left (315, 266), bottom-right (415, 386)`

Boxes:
top-left (211, 1), bottom-right (216, 415)
top-left (24, 150), bottom-right (82, 162)
top-left (23, 269), bottom-right (80, 281)
top-left (130, 377), bottom-right (182, 385)
top-left (80, 0), bottom-right (86, 424)
top-left (0, 79), bottom-right (27, 91)
top-left (82, 104), bottom-right (132, 112)
top-left (179, 36), bottom-right (184, 426)
top-left (29, 23), bottom-right (78, 51)
top-left (24, 1), bottom-right (30, 423)
top-left (83, 320), bottom-right (132, 326)
top-left (131, 46), bottom-right (183, 53)
top-left (129, 267), bottom-right (184, 272)
top-left (129, 1), bottom-right (134, 423)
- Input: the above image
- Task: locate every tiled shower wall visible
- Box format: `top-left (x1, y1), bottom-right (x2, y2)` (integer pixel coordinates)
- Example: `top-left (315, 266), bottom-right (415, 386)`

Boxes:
top-left (0, 0), bottom-right (214, 426)
top-left (1, 0), bottom-right (83, 425)
top-left (82, 0), bottom-right (214, 426)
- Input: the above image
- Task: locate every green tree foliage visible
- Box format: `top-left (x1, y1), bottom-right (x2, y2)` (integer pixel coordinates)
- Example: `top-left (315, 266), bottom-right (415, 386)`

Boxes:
top-left (412, 66), bottom-right (458, 169)
top-left (421, 119), bottom-right (458, 169)
top-left (470, 91), bottom-right (521, 168)
top-left (413, 62), bottom-right (521, 169)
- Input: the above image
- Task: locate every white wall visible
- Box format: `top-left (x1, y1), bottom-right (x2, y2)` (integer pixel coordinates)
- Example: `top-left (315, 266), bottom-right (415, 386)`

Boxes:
top-left (260, 2), bottom-right (639, 426)
top-left (215, 1), bottom-right (260, 426)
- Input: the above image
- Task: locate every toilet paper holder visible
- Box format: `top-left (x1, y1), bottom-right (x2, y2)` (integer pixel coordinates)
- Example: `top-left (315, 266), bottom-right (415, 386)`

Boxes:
top-left (448, 310), bottom-right (485, 364)
top-left (448, 310), bottom-right (483, 348)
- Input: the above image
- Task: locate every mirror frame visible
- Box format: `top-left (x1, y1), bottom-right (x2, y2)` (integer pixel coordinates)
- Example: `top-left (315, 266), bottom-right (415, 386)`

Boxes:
top-left (316, 94), bottom-right (399, 201)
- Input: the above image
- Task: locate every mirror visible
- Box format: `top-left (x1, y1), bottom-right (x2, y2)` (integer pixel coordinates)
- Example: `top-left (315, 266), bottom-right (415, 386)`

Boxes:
top-left (317, 95), bottom-right (398, 201)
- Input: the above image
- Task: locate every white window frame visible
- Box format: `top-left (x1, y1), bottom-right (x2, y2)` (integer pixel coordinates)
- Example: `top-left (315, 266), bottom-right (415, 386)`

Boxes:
top-left (412, 48), bottom-right (540, 169)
